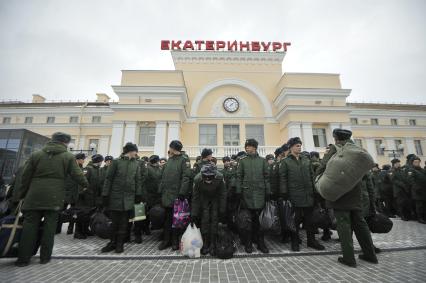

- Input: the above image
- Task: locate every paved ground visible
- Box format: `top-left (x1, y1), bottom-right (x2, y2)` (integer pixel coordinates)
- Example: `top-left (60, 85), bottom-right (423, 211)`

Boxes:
top-left (1, 218), bottom-right (426, 282)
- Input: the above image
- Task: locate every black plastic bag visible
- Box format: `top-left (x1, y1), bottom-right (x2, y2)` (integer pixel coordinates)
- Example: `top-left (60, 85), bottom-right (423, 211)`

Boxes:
top-left (89, 211), bottom-right (112, 239)
top-left (149, 205), bottom-right (166, 230)
top-left (277, 200), bottom-right (296, 233)
top-left (311, 207), bottom-right (332, 230)
top-left (366, 213), bottom-right (393, 233)
top-left (215, 224), bottom-right (236, 259)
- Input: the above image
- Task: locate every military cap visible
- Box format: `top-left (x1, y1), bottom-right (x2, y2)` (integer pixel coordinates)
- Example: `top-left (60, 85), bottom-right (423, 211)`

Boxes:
top-left (332, 128), bottom-right (352, 140)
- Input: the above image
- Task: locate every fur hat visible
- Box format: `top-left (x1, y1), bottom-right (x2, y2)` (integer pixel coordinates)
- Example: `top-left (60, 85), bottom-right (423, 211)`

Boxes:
top-left (104, 155), bottom-right (113, 162)
top-left (201, 148), bottom-right (213, 159)
top-left (245, 138), bottom-right (258, 149)
top-left (391, 158), bottom-right (400, 165)
top-left (222, 156), bottom-right (231, 162)
top-left (382, 164), bottom-right (391, 171)
top-left (332, 128), bottom-right (352, 140)
top-left (230, 154), bottom-right (237, 161)
top-left (265, 154), bottom-right (274, 161)
top-left (91, 154), bottom-right (104, 163)
top-left (52, 132), bottom-right (71, 144)
top-left (310, 151), bottom-right (320, 159)
top-left (123, 142), bottom-right (138, 154)
top-left (406, 154), bottom-right (416, 161)
top-left (287, 137), bottom-right (302, 148)
top-left (236, 151), bottom-right (247, 159)
top-left (274, 147), bottom-right (284, 157)
top-left (149, 155), bottom-right (160, 164)
top-left (169, 140), bottom-right (183, 151)
top-left (75, 153), bottom-right (86, 160)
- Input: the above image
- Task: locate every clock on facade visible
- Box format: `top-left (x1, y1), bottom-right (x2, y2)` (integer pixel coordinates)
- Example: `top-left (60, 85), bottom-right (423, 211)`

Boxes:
top-left (223, 97), bottom-right (239, 113)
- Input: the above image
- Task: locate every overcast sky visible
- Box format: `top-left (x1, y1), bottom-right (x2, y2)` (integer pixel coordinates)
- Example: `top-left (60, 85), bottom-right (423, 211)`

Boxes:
top-left (0, 0), bottom-right (425, 103)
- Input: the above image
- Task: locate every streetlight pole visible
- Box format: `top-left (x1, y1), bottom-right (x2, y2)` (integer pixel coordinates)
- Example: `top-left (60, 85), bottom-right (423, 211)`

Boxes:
top-left (67, 142), bottom-right (97, 155)
top-left (379, 143), bottom-right (404, 160)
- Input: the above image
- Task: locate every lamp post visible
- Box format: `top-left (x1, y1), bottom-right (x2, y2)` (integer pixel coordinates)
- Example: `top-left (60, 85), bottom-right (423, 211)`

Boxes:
top-left (379, 143), bottom-right (404, 159)
top-left (68, 142), bottom-right (97, 155)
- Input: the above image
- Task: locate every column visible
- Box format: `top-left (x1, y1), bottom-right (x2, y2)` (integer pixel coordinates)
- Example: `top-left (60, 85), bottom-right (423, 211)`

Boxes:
top-left (167, 121), bottom-right (181, 144)
top-left (301, 122), bottom-right (315, 152)
top-left (154, 121), bottom-right (167, 157)
top-left (365, 138), bottom-right (378, 162)
top-left (98, 135), bottom-right (110, 156)
top-left (109, 121), bottom-right (124, 158)
top-left (405, 138), bottom-right (416, 156)
top-left (384, 137), bottom-right (395, 150)
top-left (326, 122), bottom-right (341, 145)
top-left (287, 122), bottom-right (302, 139)
top-left (78, 136), bottom-right (85, 150)
top-left (123, 121), bottom-right (137, 144)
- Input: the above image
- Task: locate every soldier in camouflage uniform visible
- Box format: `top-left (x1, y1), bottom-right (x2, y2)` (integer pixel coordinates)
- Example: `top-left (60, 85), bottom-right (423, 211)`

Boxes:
top-left (236, 139), bottom-right (271, 254)
top-left (158, 140), bottom-right (192, 251)
top-left (191, 164), bottom-right (227, 256)
top-left (220, 156), bottom-right (238, 231)
top-left (408, 157), bottom-right (426, 224)
top-left (391, 158), bottom-right (411, 220)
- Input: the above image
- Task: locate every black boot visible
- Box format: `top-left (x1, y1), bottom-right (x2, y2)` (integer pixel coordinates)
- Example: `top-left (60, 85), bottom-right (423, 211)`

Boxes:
top-left (66, 221), bottom-right (74, 235)
top-left (74, 222), bottom-right (87, 239)
top-left (115, 236), bottom-right (124, 253)
top-left (101, 236), bottom-right (116, 253)
top-left (135, 234), bottom-right (143, 244)
top-left (244, 233), bottom-right (253, 254)
top-left (257, 233), bottom-right (269, 254)
top-left (290, 232), bottom-right (300, 252)
top-left (307, 232), bottom-right (325, 250)
top-left (201, 234), bottom-right (210, 255)
top-left (56, 222), bottom-right (62, 234)
top-left (159, 229), bottom-right (171, 250)
top-left (209, 234), bottom-right (217, 257)
top-left (171, 229), bottom-right (179, 251)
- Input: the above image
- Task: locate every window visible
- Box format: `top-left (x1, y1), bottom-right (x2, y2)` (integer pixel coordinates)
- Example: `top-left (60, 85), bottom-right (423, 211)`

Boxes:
top-left (409, 119), bottom-right (417, 126)
top-left (2, 117), bottom-right (11, 124)
top-left (139, 126), bottom-right (155, 147)
top-left (371, 119), bottom-right (379, 125)
top-left (394, 139), bottom-right (403, 150)
top-left (69, 116), bottom-right (78, 123)
top-left (391, 119), bottom-right (398, 126)
top-left (24, 117), bottom-right (33, 124)
top-left (46, 117), bottom-right (55, 124)
top-left (92, 116), bottom-right (101, 123)
top-left (414, 140), bottom-right (423, 156)
top-left (223, 125), bottom-right (240, 146)
top-left (354, 139), bottom-right (363, 148)
top-left (350, 118), bottom-right (358, 125)
top-left (199, 125), bottom-right (217, 146)
top-left (89, 139), bottom-right (99, 149)
top-left (245, 125), bottom-right (264, 146)
top-left (312, 128), bottom-right (327, 147)
top-left (375, 139), bottom-right (384, 155)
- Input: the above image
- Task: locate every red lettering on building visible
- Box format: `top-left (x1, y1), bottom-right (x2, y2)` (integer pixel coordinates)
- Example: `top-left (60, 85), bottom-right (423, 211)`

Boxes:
top-left (261, 42), bottom-right (271, 51)
top-left (171, 40), bottom-right (182, 50)
top-left (161, 40), bottom-right (170, 50)
top-left (272, 42), bottom-right (282, 51)
top-left (161, 40), bottom-right (291, 52)
top-left (183, 40), bottom-right (194, 50)
top-left (216, 41), bottom-right (226, 50)
top-left (228, 40), bottom-right (238, 51)
top-left (251, 41), bottom-right (260, 51)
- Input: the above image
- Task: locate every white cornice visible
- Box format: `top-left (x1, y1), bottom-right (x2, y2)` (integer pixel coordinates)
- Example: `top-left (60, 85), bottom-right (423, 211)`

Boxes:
top-left (351, 125), bottom-right (426, 131)
top-left (110, 104), bottom-right (188, 121)
top-left (275, 105), bottom-right (351, 120)
top-left (112, 85), bottom-right (188, 105)
top-left (0, 107), bottom-right (113, 115)
top-left (349, 108), bottom-right (426, 119)
top-left (171, 51), bottom-right (285, 65)
top-left (0, 123), bottom-right (113, 129)
top-left (274, 88), bottom-right (351, 109)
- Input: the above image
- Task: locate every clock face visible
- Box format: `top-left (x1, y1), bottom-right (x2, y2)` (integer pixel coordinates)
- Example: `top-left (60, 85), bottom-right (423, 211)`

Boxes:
top-left (223, 97), bottom-right (239, 113)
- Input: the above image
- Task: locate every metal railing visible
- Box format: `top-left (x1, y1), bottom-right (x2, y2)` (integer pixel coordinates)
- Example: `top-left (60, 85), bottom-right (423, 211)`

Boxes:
top-left (185, 146), bottom-right (278, 158)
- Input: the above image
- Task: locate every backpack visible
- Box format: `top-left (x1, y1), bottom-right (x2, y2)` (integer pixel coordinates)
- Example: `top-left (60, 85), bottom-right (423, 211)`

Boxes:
top-left (215, 224), bottom-right (236, 259)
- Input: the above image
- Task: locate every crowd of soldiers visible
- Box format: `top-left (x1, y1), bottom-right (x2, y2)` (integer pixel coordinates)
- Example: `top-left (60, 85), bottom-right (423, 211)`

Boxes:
top-left (5, 129), bottom-right (426, 268)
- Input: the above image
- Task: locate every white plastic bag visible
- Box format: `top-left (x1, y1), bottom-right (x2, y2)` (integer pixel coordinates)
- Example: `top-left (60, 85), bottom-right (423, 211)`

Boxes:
top-left (180, 223), bottom-right (203, 258)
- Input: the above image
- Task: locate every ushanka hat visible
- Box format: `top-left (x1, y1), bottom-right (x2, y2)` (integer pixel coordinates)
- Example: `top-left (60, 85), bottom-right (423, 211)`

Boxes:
top-left (244, 138), bottom-right (258, 149)
top-left (201, 148), bottom-right (213, 159)
top-left (287, 137), bottom-right (302, 148)
top-left (169, 140), bottom-right (183, 151)
top-left (332, 128), bottom-right (352, 140)
top-left (52, 132), bottom-right (71, 143)
top-left (123, 142), bottom-right (138, 154)
top-left (91, 154), bottom-right (104, 163)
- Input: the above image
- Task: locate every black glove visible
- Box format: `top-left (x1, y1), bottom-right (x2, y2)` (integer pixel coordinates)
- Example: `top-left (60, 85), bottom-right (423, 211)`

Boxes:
top-left (178, 194), bottom-right (185, 201)
top-left (102, 196), bottom-right (109, 208)
top-left (135, 195), bottom-right (143, 203)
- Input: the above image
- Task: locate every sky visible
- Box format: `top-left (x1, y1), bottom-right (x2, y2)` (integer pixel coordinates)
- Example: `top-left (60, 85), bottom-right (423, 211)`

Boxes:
top-left (0, 0), bottom-right (425, 103)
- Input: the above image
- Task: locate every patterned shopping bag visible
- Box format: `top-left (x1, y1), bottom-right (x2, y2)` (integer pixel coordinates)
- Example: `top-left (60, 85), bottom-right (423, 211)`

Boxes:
top-left (172, 199), bottom-right (190, 229)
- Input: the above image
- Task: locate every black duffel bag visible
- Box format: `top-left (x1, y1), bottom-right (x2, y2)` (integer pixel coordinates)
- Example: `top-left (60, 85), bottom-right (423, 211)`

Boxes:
top-left (277, 200), bottom-right (296, 233)
top-left (366, 213), bottom-right (393, 233)
top-left (311, 207), bottom-right (332, 230)
top-left (89, 210), bottom-right (112, 239)
top-left (149, 205), bottom-right (166, 230)
top-left (215, 224), bottom-right (236, 259)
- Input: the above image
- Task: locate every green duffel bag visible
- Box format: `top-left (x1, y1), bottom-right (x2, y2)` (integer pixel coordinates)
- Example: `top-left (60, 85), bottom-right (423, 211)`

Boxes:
top-left (315, 142), bottom-right (374, 201)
